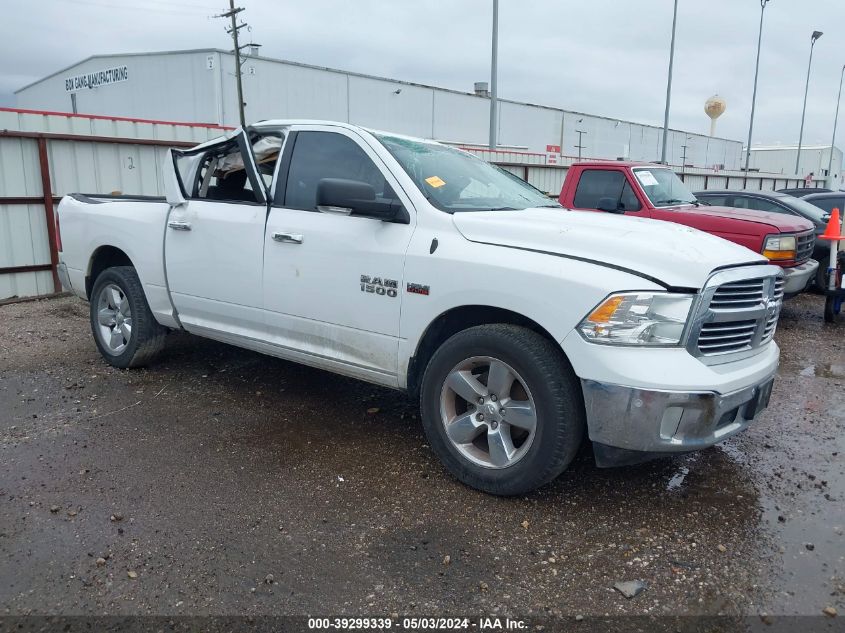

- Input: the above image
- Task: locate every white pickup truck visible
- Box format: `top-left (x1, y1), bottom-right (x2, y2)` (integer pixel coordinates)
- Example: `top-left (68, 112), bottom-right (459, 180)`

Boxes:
top-left (56, 120), bottom-right (782, 495)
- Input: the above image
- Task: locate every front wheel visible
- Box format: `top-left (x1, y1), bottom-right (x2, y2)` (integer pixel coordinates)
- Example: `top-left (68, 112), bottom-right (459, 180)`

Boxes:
top-left (89, 266), bottom-right (167, 368)
top-left (824, 294), bottom-right (842, 324)
top-left (419, 325), bottom-right (585, 496)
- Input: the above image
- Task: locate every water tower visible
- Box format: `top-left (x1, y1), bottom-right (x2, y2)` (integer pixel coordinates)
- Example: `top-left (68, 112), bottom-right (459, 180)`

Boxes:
top-left (705, 95), bottom-right (727, 137)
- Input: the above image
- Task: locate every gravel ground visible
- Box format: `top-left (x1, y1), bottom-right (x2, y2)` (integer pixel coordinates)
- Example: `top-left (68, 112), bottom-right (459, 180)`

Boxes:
top-left (0, 293), bottom-right (842, 620)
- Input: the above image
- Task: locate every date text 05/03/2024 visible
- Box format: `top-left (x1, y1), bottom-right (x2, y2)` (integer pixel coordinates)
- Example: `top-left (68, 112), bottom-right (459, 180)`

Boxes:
top-left (307, 617), bottom-right (527, 630)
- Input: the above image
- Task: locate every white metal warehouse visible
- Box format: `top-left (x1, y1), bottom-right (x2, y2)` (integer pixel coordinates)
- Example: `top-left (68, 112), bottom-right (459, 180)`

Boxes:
top-left (15, 48), bottom-right (744, 169)
top-left (748, 144), bottom-right (843, 186)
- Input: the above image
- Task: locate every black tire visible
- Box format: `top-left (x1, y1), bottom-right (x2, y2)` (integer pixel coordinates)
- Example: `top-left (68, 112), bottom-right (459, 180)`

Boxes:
top-left (824, 295), bottom-right (841, 324)
top-left (813, 261), bottom-right (827, 294)
top-left (419, 324), bottom-right (585, 496)
top-left (89, 266), bottom-right (167, 368)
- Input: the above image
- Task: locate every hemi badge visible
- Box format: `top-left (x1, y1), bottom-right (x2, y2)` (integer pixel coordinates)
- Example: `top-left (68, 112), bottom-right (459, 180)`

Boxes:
top-left (407, 283), bottom-right (430, 296)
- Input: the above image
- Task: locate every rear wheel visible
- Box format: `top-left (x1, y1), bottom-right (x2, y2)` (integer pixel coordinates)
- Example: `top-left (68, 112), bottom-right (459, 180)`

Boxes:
top-left (419, 325), bottom-right (584, 496)
top-left (90, 266), bottom-right (167, 368)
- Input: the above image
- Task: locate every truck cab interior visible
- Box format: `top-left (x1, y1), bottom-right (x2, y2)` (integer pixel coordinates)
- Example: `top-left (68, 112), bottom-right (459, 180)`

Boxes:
top-left (175, 131), bottom-right (282, 205)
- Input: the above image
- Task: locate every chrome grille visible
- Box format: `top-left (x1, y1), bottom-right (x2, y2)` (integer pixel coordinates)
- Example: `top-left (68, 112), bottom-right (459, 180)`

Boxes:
top-left (710, 279), bottom-right (766, 310)
top-left (698, 320), bottom-right (757, 354)
top-left (759, 278), bottom-right (783, 343)
top-left (773, 277), bottom-right (785, 302)
top-left (795, 231), bottom-right (815, 264)
top-left (760, 312), bottom-right (778, 343)
top-left (689, 267), bottom-right (784, 362)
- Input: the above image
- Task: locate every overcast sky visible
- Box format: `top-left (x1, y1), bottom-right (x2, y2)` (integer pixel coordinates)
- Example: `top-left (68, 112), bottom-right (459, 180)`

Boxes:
top-left (2, 0), bottom-right (844, 146)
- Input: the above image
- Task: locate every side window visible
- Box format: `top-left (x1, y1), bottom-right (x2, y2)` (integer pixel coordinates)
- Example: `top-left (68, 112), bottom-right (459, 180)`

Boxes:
top-left (619, 181), bottom-right (641, 212)
top-left (252, 134), bottom-right (284, 189)
top-left (744, 197), bottom-right (790, 214)
top-left (572, 170), bottom-right (626, 209)
top-left (697, 195), bottom-right (728, 206)
top-left (808, 197), bottom-right (842, 214)
top-left (180, 134), bottom-right (282, 204)
top-left (195, 152), bottom-right (257, 203)
top-left (283, 131), bottom-right (393, 210)
top-left (173, 152), bottom-right (205, 197)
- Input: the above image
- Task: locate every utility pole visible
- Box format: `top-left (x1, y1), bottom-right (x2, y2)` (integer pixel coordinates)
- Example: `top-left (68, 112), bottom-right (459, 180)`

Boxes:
top-left (681, 135), bottom-right (692, 166)
top-left (488, 0), bottom-right (499, 150)
top-left (660, 0), bottom-right (679, 164)
top-left (216, 0), bottom-right (247, 128)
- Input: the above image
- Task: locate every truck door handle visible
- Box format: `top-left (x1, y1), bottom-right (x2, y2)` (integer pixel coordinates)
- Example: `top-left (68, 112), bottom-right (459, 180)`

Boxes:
top-left (272, 232), bottom-right (303, 244)
top-left (167, 221), bottom-right (192, 231)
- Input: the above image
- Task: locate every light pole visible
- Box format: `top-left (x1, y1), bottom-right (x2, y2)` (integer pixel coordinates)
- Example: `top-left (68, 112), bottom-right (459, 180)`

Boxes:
top-left (745, 0), bottom-right (771, 173)
top-left (488, 0), bottom-right (499, 150)
top-left (795, 30), bottom-right (823, 175)
top-left (575, 129), bottom-right (586, 161)
top-left (681, 135), bottom-right (692, 166)
top-left (660, 0), bottom-right (679, 164)
top-left (826, 65), bottom-right (845, 188)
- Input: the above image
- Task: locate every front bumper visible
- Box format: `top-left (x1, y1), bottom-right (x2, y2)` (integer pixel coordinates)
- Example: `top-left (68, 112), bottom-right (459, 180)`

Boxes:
top-left (582, 369), bottom-right (777, 467)
top-left (781, 259), bottom-right (818, 297)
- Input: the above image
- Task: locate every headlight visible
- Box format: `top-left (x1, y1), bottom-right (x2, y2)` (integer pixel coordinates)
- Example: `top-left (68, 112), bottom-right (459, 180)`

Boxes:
top-left (762, 235), bottom-right (796, 261)
top-left (578, 292), bottom-right (694, 346)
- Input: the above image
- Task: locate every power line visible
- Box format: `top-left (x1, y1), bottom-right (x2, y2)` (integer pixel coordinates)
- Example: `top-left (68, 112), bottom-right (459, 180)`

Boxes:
top-left (58, 0), bottom-right (217, 16)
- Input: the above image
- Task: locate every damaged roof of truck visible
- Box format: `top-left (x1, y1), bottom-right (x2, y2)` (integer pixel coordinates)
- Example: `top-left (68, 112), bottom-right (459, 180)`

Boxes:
top-left (250, 120), bottom-right (449, 146)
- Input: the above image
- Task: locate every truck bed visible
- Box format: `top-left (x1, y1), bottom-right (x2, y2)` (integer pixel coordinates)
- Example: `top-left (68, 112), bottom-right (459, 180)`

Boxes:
top-left (57, 193), bottom-right (175, 325)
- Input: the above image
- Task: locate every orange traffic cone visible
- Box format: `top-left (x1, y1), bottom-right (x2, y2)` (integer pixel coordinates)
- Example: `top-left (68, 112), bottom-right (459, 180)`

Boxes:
top-left (820, 208), bottom-right (845, 241)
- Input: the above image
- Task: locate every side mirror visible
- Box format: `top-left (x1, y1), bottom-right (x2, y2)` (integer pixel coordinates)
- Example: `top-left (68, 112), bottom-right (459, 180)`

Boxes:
top-left (597, 196), bottom-right (624, 214)
top-left (316, 178), bottom-right (406, 222)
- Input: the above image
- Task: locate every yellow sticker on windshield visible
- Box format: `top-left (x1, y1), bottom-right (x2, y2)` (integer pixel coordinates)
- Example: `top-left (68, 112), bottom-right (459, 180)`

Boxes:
top-left (425, 176), bottom-right (446, 188)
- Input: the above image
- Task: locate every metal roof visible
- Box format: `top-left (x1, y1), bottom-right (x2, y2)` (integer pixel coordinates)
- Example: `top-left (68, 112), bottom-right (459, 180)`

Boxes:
top-left (750, 144), bottom-right (839, 151)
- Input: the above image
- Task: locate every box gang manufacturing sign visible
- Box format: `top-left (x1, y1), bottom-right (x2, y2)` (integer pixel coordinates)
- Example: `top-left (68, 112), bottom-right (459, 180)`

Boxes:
top-left (65, 66), bottom-right (129, 92)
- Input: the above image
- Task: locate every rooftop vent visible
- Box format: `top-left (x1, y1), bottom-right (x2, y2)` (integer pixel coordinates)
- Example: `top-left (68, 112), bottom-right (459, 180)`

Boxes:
top-left (474, 81), bottom-right (490, 97)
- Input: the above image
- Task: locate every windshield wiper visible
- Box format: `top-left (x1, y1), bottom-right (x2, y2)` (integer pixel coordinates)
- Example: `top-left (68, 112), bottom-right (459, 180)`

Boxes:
top-left (654, 198), bottom-right (692, 206)
top-left (487, 206), bottom-right (520, 211)
top-left (535, 204), bottom-right (562, 208)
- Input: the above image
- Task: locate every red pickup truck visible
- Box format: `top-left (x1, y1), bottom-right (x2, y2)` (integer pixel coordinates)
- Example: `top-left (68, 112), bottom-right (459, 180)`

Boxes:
top-left (558, 161), bottom-right (818, 297)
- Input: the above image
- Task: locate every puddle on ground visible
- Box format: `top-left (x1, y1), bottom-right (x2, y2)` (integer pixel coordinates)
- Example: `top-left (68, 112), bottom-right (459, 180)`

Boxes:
top-left (665, 454), bottom-right (699, 491)
top-left (799, 363), bottom-right (845, 379)
top-left (666, 465), bottom-right (689, 491)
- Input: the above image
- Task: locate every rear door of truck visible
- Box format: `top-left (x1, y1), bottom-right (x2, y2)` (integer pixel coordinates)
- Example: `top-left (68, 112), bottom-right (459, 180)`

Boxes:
top-left (163, 129), bottom-right (274, 340)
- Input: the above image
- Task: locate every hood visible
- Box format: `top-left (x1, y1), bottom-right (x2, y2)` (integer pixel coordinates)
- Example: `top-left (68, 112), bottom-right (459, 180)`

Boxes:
top-left (452, 208), bottom-right (767, 289)
top-left (674, 204), bottom-right (814, 233)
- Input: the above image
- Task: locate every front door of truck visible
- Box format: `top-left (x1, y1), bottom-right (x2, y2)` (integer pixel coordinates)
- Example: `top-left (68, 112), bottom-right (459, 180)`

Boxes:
top-left (569, 168), bottom-right (644, 216)
top-left (163, 129), bottom-right (274, 340)
top-left (262, 127), bottom-right (415, 385)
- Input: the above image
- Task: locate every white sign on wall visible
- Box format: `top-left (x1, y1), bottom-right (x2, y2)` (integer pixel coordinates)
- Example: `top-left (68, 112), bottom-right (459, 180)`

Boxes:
top-left (65, 66), bottom-right (129, 92)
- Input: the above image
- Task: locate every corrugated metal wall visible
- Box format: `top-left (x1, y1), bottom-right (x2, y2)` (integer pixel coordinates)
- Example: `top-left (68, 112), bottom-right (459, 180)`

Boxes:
top-left (0, 134), bottom-right (51, 298)
top-left (0, 110), bottom-right (227, 301)
top-left (748, 146), bottom-right (843, 183)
